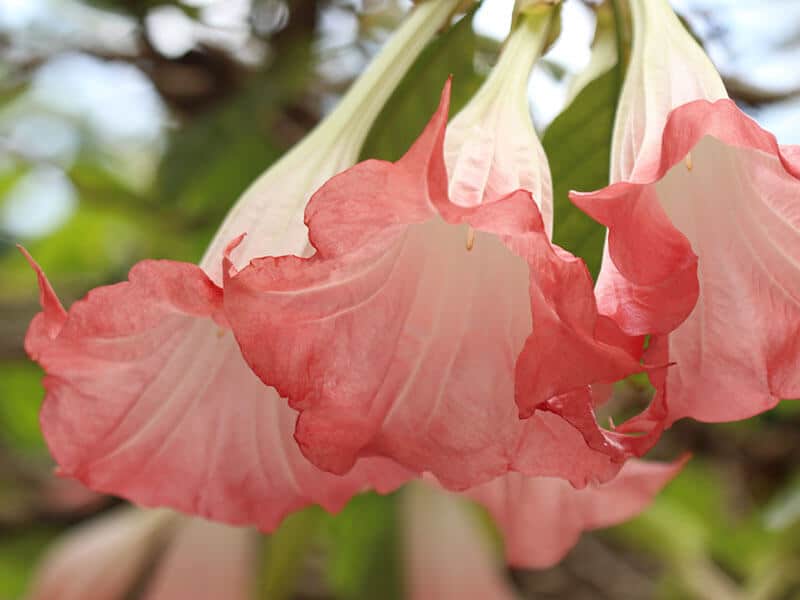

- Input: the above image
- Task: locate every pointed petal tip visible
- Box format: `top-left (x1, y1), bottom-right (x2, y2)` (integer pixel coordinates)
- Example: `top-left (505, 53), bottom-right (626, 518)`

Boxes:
top-left (443, 74), bottom-right (453, 93)
top-left (225, 233), bottom-right (247, 253)
top-left (434, 77), bottom-right (452, 123)
top-left (222, 233), bottom-right (247, 279)
top-left (17, 243), bottom-right (37, 266)
top-left (19, 245), bottom-right (67, 355)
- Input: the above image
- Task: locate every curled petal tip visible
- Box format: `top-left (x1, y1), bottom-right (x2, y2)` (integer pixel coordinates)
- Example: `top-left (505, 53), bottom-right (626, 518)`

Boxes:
top-left (223, 233), bottom-right (247, 278)
top-left (19, 245), bottom-right (67, 353)
top-left (224, 233), bottom-right (247, 257)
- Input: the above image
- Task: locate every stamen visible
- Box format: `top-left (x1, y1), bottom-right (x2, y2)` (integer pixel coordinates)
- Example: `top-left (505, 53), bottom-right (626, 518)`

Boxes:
top-left (216, 329), bottom-right (226, 339)
top-left (466, 226), bottom-right (475, 251)
top-left (685, 152), bottom-right (693, 171)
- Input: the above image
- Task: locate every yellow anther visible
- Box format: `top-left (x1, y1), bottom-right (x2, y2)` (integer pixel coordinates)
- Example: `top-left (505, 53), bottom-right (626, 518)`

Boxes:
top-left (466, 226), bottom-right (475, 251)
top-left (685, 152), bottom-right (693, 171)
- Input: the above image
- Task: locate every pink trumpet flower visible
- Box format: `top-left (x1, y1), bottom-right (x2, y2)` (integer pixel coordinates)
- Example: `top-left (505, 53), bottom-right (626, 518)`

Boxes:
top-left (223, 11), bottom-right (670, 488)
top-left (571, 0), bottom-right (800, 425)
top-left (22, 3), bottom-right (683, 570)
top-left (464, 456), bottom-right (686, 568)
top-left (21, 0), bottom-right (467, 530)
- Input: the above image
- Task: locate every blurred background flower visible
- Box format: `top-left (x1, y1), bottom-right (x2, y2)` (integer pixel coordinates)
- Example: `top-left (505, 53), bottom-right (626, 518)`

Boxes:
top-left (1, 0), bottom-right (800, 598)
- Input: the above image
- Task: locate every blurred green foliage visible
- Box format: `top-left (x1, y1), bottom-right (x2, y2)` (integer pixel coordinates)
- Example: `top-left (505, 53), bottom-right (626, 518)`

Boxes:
top-left (322, 492), bottom-right (404, 600)
top-left (0, 362), bottom-right (44, 454)
top-left (0, 528), bottom-right (56, 600)
top-left (361, 8), bottom-right (485, 162)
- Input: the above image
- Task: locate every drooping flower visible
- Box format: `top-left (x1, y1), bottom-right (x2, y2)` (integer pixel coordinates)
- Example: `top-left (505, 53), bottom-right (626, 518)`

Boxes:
top-left (22, 0), bottom-right (467, 530)
top-left (26, 507), bottom-right (257, 600)
top-left (402, 483), bottom-right (518, 600)
top-left (463, 456), bottom-right (686, 568)
top-left (571, 0), bottom-right (800, 425)
top-left (223, 9), bottom-right (660, 491)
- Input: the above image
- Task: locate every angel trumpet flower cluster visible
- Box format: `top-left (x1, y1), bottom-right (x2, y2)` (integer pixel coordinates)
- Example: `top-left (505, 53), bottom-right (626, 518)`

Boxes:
top-left (30, 0), bottom-right (777, 572)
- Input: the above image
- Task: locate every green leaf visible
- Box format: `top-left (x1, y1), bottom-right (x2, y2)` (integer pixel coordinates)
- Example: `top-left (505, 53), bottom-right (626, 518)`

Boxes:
top-left (0, 528), bottom-right (57, 600)
top-left (0, 361), bottom-right (45, 453)
top-left (258, 507), bottom-right (324, 600)
top-left (68, 159), bottom-right (149, 207)
top-left (156, 87), bottom-right (284, 223)
top-left (542, 68), bottom-right (618, 277)
top-left (0, 202), bottom-right (205, 303)
top-left (322, 492), bottom-right (404, 600)
top-left (360, 9), bottom-right (488, 162)
top-left (156, 36), bottom-right (314, 224)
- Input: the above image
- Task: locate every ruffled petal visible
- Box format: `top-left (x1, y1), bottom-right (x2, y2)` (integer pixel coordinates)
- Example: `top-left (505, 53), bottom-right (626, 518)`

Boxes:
top-left (403, 484), bottom-right (517, 600)
top-left (226, 90), bottom-right (647, 487)
top-left (574, 100), bottom-right (800, 423)
top-left (226, 211), bottom-right (529, 486)
top-left (26, 507), bottom-right (176, 600)
top-left (465, 457), bottom-right (687, 569)
top-left (571, 184), bottom-right (699, 336)
top-left (143, 519), bottom-right (257, 600)
top-left (513, 408), bottom-right (624, 488)
top-left (540, 388), bottom-right (664, 464)
top-left (27, 258), bottom-right (410, 530)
